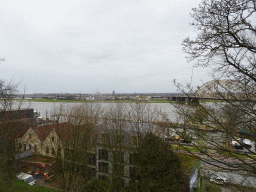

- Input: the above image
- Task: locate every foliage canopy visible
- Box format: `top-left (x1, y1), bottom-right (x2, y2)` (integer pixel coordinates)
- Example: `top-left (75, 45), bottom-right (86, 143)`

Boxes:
top-left (135, 133), bottom-right (184, 192)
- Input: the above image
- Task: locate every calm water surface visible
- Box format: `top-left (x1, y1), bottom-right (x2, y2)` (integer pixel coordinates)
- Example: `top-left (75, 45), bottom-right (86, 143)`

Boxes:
top-left (11, 101), bottom-right (256, 152)
top-left (15, 102), bottom-right (179, 122)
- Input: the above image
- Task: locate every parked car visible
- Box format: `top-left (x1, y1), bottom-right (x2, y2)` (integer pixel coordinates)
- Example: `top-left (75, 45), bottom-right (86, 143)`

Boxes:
top-left (243, 139), bottom-right (252, 148)
top-left (210, 174), bottom-right (227, 185)
top-left (164, 133), bottom-right (180, 141)
top-left (231, 138), bottom-right (243, 149)
top-left (231, 138), bottom-right (252, 149)
top-left (16, 172), bottom-right (35, 185)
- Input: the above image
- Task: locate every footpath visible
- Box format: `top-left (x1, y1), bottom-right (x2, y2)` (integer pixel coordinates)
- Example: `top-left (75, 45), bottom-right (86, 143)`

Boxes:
top-left (176, 149), bottom-right (256, 166)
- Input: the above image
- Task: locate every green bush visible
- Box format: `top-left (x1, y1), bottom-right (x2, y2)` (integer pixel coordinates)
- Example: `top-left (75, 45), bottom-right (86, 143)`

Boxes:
top-left (85, 179), bottom-right (110, 192)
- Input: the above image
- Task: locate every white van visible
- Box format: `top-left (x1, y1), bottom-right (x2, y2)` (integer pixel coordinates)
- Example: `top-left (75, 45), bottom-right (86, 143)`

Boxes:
top-left (16, 172), bottom-right (35, 185)
top-left (210, 174), bottom-right (227, 185)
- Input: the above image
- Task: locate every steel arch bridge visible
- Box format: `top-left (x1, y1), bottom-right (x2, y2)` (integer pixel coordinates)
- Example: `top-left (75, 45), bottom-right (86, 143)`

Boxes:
top-left (195, 79), bottom-right (241, 99)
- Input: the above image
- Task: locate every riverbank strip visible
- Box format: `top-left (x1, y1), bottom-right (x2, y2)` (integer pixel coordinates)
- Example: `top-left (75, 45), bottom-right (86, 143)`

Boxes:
top-left (16, 99), bottom-right (175, 103)
top-left (15, 98), bottom-right (226, 103)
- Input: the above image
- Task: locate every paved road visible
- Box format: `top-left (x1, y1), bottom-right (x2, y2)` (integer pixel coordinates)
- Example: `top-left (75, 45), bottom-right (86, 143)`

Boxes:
top-left (176, 149), bottom-right (256, 188)
top-left (201, 163), bottom-right (256, 188)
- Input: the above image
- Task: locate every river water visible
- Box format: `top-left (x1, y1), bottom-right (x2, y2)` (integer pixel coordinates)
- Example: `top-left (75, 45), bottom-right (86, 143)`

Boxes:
top-left (14, 101), bottom-right (179, 122)
top-left (9, 101), bottom-right (256, 153)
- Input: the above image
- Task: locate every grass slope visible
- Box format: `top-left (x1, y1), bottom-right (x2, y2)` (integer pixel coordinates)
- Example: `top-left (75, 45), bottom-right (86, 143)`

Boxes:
top-left (0, 177), bottom-right (61, 192)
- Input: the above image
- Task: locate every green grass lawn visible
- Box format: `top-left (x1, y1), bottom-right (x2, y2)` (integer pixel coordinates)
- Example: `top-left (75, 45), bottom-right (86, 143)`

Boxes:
top-left (29, 99), bottom-right (81, 103)
top-left (176, 153), bottom-right (198, 173)
top-left (172, 144), bottom-right (256, 160)
top-left (0, 177), bottom-right (61, 192)
top-left (222, 152), bottom-right (256, 159)
top-left (171, 144), bottom-right (202, 153)
top-left (200, 178), bottom-right (221, 192)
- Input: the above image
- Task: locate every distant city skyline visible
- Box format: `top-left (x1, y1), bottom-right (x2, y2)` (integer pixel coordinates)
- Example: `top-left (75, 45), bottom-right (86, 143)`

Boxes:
top-left (22, 92), bottom-right (183, 96)
top-left (0, 0), bottom-right (212, 94)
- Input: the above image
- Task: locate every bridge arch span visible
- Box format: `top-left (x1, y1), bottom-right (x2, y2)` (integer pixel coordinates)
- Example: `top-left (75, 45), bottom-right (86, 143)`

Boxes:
top-left (195, 79), bottom-right (241, 99)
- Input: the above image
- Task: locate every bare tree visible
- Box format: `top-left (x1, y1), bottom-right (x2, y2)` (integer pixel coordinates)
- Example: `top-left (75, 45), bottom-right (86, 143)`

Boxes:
top-left (101, 103), bottom-right (129, 192)
top-left (173, 0), bottom-right (256, 189)
top-left (0, 79), bottom-right (19, 110)
top-left (98, 102), bottom-right (171, 191)
top-left (0, 79), bottom-right (25, 187)
top-left (52, 103), bottom-right (103, 191)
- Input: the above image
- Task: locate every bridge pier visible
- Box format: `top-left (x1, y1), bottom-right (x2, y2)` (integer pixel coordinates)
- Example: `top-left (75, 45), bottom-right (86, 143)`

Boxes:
top-left (171, 96), bottom-right (199, 105)
top-left (171, 96), bottom-right (186, 103)
top-left (187, 97), bottom-right (199, 105)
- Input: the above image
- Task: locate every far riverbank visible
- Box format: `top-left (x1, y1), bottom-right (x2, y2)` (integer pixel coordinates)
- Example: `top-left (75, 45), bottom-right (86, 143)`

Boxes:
top-left (16, 98), bottom-right (223, 104)
top-left (18, 99), bottom-right (175, 104)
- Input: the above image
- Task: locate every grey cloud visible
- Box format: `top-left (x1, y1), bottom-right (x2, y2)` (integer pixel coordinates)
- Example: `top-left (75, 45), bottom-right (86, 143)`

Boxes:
top-left (0, 0), bottom-right (208, 94)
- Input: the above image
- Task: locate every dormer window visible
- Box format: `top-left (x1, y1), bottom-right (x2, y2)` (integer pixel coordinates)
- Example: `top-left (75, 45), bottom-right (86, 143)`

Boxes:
top-left (52, 136), bottom-right (54, 142)
top-left (132, 136), bottom-right (139, 147)
top-left (29, 134), bottom-right (32, 139)
top-left (100, 133), bottom-right (107, 143)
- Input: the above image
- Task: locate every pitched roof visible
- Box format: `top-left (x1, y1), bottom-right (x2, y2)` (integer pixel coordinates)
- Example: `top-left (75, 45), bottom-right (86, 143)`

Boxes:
top-left (54, 122), bottom-right (95, 142)
top-left (52, 123), bottom-right (72, 142)
top-left (0, 121), bottom-right (32, 139)
top-left (33, 123), bottom-right (69, 141)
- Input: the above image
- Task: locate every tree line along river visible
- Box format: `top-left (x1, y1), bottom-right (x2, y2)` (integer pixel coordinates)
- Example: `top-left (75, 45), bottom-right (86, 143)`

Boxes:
top-left (15, 101), bottom-right (179, 122)
top-left (12, 101), bottom-right (256, 153)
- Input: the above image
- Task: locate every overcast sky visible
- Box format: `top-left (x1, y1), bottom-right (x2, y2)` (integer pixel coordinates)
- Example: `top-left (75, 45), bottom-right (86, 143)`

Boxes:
top-left (0, 0), bottom-right (212, 94)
